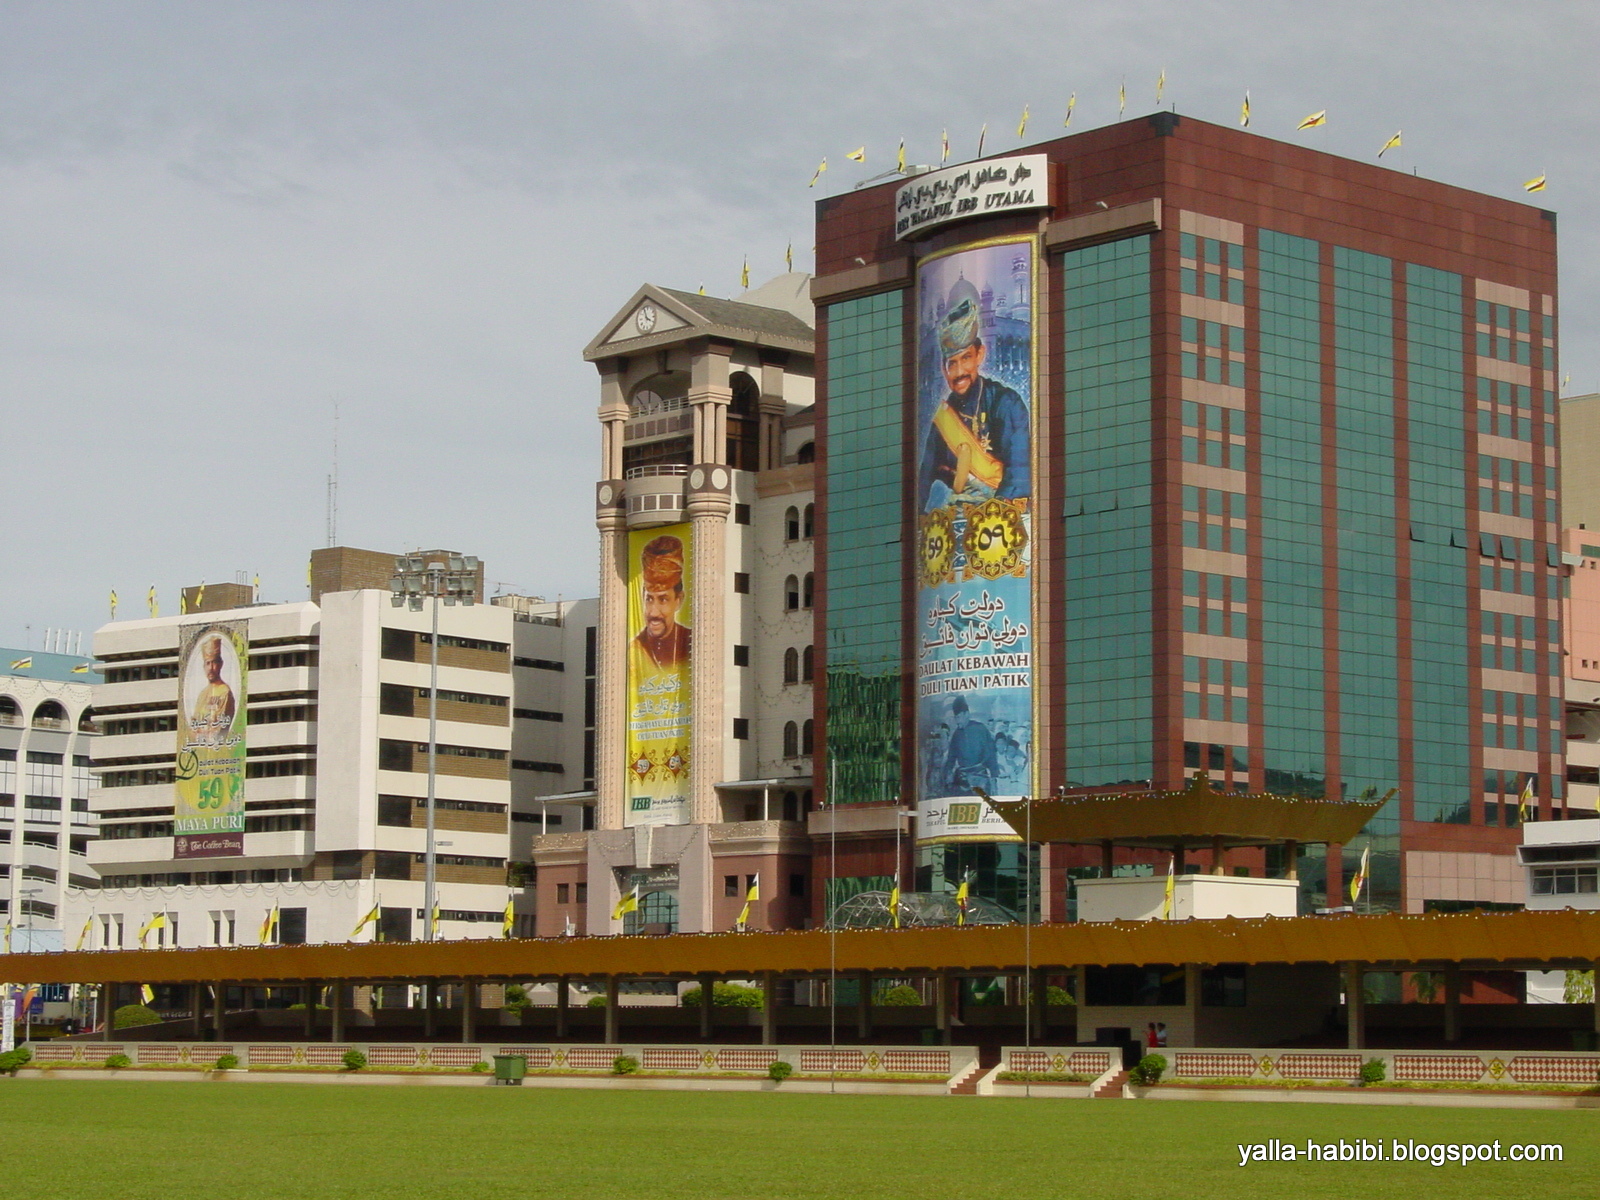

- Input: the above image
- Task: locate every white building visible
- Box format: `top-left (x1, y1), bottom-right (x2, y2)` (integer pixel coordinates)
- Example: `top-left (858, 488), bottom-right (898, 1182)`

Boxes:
top-left (69, 550), bottom-right (593, 950)
top-left (1520, 817), bottom-right (1600, 910)
top-left (2, 648), bottom-right (99, 953)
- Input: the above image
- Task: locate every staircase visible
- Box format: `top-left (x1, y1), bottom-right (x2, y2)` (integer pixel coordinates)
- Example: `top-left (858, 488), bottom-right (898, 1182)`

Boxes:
top-left (1092, 1069), bottom-right (1129, 1098)
top-left (948, 1062), bottom-right (984, 1095)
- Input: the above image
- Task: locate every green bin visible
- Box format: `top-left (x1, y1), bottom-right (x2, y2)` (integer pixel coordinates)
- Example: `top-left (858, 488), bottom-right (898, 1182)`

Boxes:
top-left (492, 1054), bottom-right (527, 1085)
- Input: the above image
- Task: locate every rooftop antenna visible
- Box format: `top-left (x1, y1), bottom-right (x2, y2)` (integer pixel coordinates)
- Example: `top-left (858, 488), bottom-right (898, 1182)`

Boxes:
top-left (325, 400), bottom-right (340, 547)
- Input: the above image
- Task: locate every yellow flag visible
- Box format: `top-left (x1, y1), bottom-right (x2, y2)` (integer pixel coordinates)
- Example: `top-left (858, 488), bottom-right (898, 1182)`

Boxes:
top-left (940, 128), bottom-right (949, 163)
top-left (1297, 110), bottom-right (1327, 130)
top-left (888, 884), bottom-right (901, 929)
top-left (740, 257), bottom-right (749, 289)
top-left (785, 242), bottom-right (793, 271)
top-left (1240, 91), bottom-right (1250, 128)
top-left (253, 573), bottom-right (261, 600)
top-left (612, 886), bottom-right (639, 921)
top-left (148, 585), bottom-right (158, 617)
top-left (697, 283), bottom-right (706, 295)
top-left (9, 657), bottom-right (32, 671)
top-left (2, 922), bottom-right (10, 953)
top-left (430, 902), bottom-right (440, 938)
top-left (195, 581), bottom-right (205, 609)
top-left (845, 146), bottom-right (865, 163)
top-left (1519, 775), bottom-right (1536, 822)
top-left (1379, 130), bottom-right (1402, 158)
top-left (258, 905), bottom-right (279, 944)
top-left (502, 895), bottom-right (515, 938)
top-left (1157, 68), bottom-right (1166, 104)
top-left (954, 876), bottom-right (970, 926)
top-left (109, 589), bottom-right (118, 618)
top-left (141, 984), bottom-right (155, 1005)
top-left (1016, 104), bottom-right (1029, 138)
top-left (1348, 845), bottom-right (1370, 904)
top-left (1119, 80), bottom-right (1126, 115)
top-left (76, 913), bottom-right (96, 951)
top-left (350, 901), bottom-right (382, 939)
top-left (137, 911), bottom-right (167, 947)
top-left (1524, 174), bottom-right (1547, 193)
top-left (72, 662), bottom-right (91, 674)
top-left (179, 590), bottom-right (188, 615)
top-left (736, 875), bottom-right (760, 930)
top-left (896, 138), bottom-right (905, 172)
top-left (808, 157), bottom-right (827, 187)
top-left (1064, 93), bottom-right (1076, 127)
top-left (1162, 856), bottom-right (1176, 919)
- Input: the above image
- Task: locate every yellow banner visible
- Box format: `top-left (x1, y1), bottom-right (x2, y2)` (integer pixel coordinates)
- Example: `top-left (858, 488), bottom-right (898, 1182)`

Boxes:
top-left (626, 525), bottom-right (692, 826)
top-left (174, 620), bottom-right (248, 857)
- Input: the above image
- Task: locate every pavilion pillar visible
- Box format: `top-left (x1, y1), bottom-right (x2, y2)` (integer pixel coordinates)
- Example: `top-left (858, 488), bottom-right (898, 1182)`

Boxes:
top-left (1184, 963), bottom-right (1203, 1047)
top-left (698, 974), bottom-right (714, 1041)
top-left (1099, 840), bottom-right (1114, 876)
top-left (189, 984), bottom-right (205, 1039)
top-left (855, 972), bottom-right (872, 1041)
top-left (422, 980), bottom-right (436, 1039)
top-left (330, 983), bottom-right (345, 1043)
top-left (1211, 836), bottom-right (1226, 875)
top-left (1173, 846), bottom-right (1186, 873)
top-left (1592, 960), bottom-right (1600, 1036)
top-left (604, 977), bottom-right (620, 1045)
top-left (303, 983), bottom-right (317, 1037)
top-left (1344, 963), bottom-right (1365, 1050)
top-left (761, 972), bottom-right (777, 1046)
top-left (102, 984), bottom-right (115, 1039)
top-left (213, 982), bottom-right (226, 1039)
top-left (1032, 971), bottom-right (1048, 1040)
top-left (1284, 840), bottom-right (1299, 880)
top-left (555, 977), bottom-right (570, 1039)
top-left (935, 972), bottom-right (952, 1046)
top-left (1443, 966), bottom-right (1462, 1043)
top-left (461, 980), bottom-right (475, 1044)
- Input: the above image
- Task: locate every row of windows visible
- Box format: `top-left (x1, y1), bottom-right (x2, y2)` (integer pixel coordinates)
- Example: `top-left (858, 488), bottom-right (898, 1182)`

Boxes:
top-left (783, 505), bottom-right (816, 541)
top-left (782, 646), bottom-right (815, 685)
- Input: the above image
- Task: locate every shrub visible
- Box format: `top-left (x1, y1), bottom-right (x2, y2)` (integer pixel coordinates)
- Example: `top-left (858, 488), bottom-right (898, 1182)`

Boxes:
top-left (470, 1061), bottom-right (491, 1073)
top-left (104, 1053), bottom-right (132, 1069)
top-left (1128, 1054), bottom-right (1166, 1086)
top-left (768, 1060), bottom-right (793, 1082)
top-left (0, 1046), bottom-right (33, 1075)
top-left (1359, 1058), bottom-right (1387, 1086)
top-left (213, 1053), bottom-right (239, 1071)
top-left (875, 985), bottom-right (921, 1007)
top-left (503, 984), bottom-right (530, 1013)
top-left (679, 982), bottom-right (764, 1009)
top-left (611, 1055), bottom-right (640, 1076)
top-left (113, 1003), bottom-right (161, 1030)
top-left (1045, 985), bottom-right (1075, 1007)
top-left (586, 995), bottom-right (608, 1008)
top-left (341, 1049), bottom-right (367, 1071)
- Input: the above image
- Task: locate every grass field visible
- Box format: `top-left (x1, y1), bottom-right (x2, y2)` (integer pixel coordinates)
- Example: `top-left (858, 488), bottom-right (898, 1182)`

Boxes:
top-left (0, 1081), bottom-right (1594, 1199)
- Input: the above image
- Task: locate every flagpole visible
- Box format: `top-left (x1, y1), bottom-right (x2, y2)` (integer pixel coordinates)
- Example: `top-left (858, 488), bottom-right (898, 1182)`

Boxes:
top-left (1024, 790), bottom-right (1033, 1099)
top-left (828, 752), bottom-right (837, 1095)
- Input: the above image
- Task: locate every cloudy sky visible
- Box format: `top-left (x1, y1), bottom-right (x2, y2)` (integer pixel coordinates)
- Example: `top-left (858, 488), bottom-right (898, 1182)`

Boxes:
top-left (2, 1), bottom-right (1595, 651)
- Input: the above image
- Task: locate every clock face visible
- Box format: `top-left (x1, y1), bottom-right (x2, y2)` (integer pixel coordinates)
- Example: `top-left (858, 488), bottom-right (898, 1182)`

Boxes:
top-left (635, 304), bottom-right (657, 334)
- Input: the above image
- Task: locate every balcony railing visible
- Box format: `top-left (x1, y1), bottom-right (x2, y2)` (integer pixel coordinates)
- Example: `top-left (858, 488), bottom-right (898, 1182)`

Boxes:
top-left (625, 463), bottom-right (690, 480)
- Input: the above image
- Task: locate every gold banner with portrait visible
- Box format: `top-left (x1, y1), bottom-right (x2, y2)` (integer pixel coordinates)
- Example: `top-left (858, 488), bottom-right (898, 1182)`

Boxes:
top-left (625, 524), bottom-right (693, 827)
top-left (174, 619), bottom-right (248, 858)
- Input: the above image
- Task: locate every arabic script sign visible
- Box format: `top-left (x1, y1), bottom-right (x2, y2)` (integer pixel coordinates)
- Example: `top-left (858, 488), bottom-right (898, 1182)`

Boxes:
top-left (894, 155), bottom-right (1051, 241)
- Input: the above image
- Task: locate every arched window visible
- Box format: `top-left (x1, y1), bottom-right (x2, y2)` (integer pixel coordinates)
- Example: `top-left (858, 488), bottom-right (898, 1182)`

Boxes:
top-left (802, 573), bottom-right (815, 609)
top-left (801, 719), bottom-right (815, 755)
top-left (801, 645), bottom-right (814, 683)
top-left (78, 710), bottom-right (99, 734)
top-left (783, 721), bottom-right (799, 759)
top-left (785, 506), bottom-right (800, 541)
top-left (803, 503), bottom-right (815, 538)
top-left (796, 441), bottom-right (815, 464)
top-left (783, 648), bottom-right (799, 685)
top-left (33, 700), bottom-right (68, 730)
top-left (0, 696), bottom-right (19, 727)
top-left (729, 372), bottom-right (758, 416)
top-left (785, 575), bottom-right (800, 611)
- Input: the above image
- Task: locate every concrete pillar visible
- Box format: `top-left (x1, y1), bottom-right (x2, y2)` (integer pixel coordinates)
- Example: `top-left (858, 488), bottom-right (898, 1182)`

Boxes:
top-left (555, 977), bottom-right (570, 1040)
top-left (1344, 963), bottom-right (1365, 1051)
top-left (760, 972), bottom-right (777, 1046)
top-left (1284, 840), bottom-right (1299, 880)
top-left (855, 972), bottom-right (872, 1041)
top-left (330, 983), bottom-right (345, 1043)
top-left (102, 984), bottom-right (114, 1039)
top-left (303, 983), bottom-right (317, 1037)
top-left (604, 977), bottom-right (620, 1045)
top-left (1032, 971), bottom-right (1049, 1040)
top-left (423, 979), bottom-right (436, 1039)
top-left (461, 980), bottom-right (475, 1044)
top-left (935, 972), bottom-right (951, 1046)
top-left (1212, 835), bottom-right (1226, 875)
top-left (1100, 840), bottom-right (1114, 876)
top-left (1443, 966), bottom-right (1462, 1043)
top-left (190, 984), bottom-right (205, 1039)
top-left (213, 982), bottom-right (226, 1039)
top-left (1184, 963), bottom-right (1202, 1047)
top-left (1592, 960), bottom-right (1600, 1035)
top-left (698, 974), bottom-right (714, 1041)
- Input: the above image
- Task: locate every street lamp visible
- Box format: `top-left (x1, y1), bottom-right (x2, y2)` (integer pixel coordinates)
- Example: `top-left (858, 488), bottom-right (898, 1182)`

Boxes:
top-left (388, 554), bottom-right (480, 942)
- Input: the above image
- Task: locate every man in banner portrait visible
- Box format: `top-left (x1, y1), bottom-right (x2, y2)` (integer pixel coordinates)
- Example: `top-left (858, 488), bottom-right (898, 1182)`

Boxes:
top-left (630, 534), bottom-right (691, 671)
top-left (918, 274), bottom-right (1032, 511)
top-left (189, 634), bottom-right (237, 745)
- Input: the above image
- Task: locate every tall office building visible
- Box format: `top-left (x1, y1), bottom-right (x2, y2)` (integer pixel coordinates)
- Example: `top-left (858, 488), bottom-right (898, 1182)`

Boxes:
top-left (811, 114), bottom-right (1561, 916)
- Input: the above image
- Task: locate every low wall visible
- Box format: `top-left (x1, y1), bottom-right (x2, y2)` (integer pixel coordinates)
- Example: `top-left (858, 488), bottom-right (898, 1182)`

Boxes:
top-left (1163, 1046), bottom-right (1600, 1087)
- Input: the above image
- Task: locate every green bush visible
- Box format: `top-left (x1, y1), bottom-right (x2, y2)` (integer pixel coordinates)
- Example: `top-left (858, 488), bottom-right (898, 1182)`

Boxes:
top-left (1045, 985), bottom-right (1075, 1006)
top-left (213, 1053), bottom-right (239, 1071)
top-left (113, 1003), bottom-right (161, 1030)
top-left (1359, 1058), bottom-right (1387, 1086)
top-left (503, 984), bottom-right (530, 1013)
top-left (470, 1061), bottom-right (491, 1073)
top-left (611, 1055), bottom-right (639, 1076)
top-left (0, 1046), bottom-right (33, 1075)
top-left (768, 1060), bottom-right (793, 1082)
top-left (104, 1053), bottom-right (132, 1069)
top-left (1128, 1054), bottom-right (1166, 1086)
top-left (679, 982), bottom-right (764, 1009)
top-left (875, 985), bottom-right (921, 1007)
top-left (285, 1003), bottom-right (329, 1011)
top-left (341, 1049), bottom-right (367, 1071)
top-left (585, 995), bottom-right (608, 1008)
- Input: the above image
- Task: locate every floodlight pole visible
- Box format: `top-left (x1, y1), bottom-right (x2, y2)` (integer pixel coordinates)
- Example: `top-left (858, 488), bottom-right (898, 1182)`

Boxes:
top-left (425, 586), bottom-right (439, 941)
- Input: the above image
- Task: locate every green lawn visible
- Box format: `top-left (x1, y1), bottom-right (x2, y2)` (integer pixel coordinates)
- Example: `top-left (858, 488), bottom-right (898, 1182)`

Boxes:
top-left (0, 1081), bottom-right (1594, 1198)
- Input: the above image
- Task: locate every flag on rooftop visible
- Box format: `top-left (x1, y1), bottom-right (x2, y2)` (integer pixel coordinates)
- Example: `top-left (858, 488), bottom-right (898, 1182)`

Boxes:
top-left (76, 913), bottom-right (95, 951)
top-left (897, 138), bottom-right (905, 173)
top-left (1064, 93), bottom-right (1076, 128)
top-left (1240, 91), bottom-right (1250, 128)
top-left (1119, 79), bottom-right (1126, 116)
top-left (1297, 110), bottom-right (1327, 130)
top-left (808, 158), bottom-right (827, 187)
top-left (1379, 131), bottom-right (1402, 158)
top-left (109, 589), bottom-right (118, 619)
top-left (1525, 174), bottom-right (1547, 192)
top-left (785, 242), bottom-right (793, 271)
top-left (1016, 104), bottom-right (1029, 139)
top-left (9, 658), bottom-right (31, 671)
top-left (740, 257), bottom-right (749, 289)
top-left (72, 662), bottom-right (91, 674)
top-left (1157, 68), bottom-right (1166, 104)
top-left (137, 911), bottom-right (167, 948)
top-left (845, 146), bottom-right (865, 163)
top-left (351, 901), bottom-right (381, 940)
top-left (148, 585), bottom-right (158, 617)
top-left (940, 128), bottom-right (949, 163)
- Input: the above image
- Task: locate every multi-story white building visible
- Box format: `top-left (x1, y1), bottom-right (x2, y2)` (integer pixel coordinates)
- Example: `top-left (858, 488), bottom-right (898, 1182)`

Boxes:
top-left (2, 649), bottom-right (99, 952)
top-left (69, 550), bottom-right (593, 949)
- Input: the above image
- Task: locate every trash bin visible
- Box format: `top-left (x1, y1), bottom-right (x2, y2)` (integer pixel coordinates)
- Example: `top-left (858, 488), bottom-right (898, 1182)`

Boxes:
top-left (492, 1054), bottom-right (527, 1085)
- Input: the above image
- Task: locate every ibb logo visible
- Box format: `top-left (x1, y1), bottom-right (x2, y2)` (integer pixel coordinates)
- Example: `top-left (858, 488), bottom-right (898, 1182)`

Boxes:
top-left (630, 796), bottom-right (653, 811)
top-left (947, 802), bottom-right (981, 826)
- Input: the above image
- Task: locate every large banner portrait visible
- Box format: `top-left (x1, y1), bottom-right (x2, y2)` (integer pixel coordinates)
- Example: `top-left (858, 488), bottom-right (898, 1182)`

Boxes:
top-left (174, 620), bottom-right (248, 858)
top-left (914, 237), bottom-right (1035, 844)
top-left (626, 524), bottom-right (693, 827)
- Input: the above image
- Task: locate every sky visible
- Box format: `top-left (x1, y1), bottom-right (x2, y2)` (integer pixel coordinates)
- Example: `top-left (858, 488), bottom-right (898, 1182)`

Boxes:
top-left (2, 0), bottom-right (1596, 652)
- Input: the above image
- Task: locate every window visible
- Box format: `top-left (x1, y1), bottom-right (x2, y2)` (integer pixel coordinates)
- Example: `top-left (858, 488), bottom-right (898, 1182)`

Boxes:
top-left (802, 573), bottom-right (815, 609)
top-left (576, 882), bottom-right (587, 904)
top-left (783, 721), bottom-right (799, 758)
top-left (783, 648), bottom-right (799, 684)
top-left (802, 719), bottom-right (814, 755)
top-left (784, 576), bottom-right (800, 610)
top-left (514, 656), bottom-right (564, 671)
top-left (803, 504), bottom-right (815, 538)
top-left (733, 644), bottom-right (750, 667)
top-left (724, 875), bottom-right (739, 898)
top-left (278, 907), bottom-right (307, 946)
top-left (732, 718), bottom-right (749, 740)
top-left (796, 442), bottom-right (815, 464)
top-left (801, 645), bottom-right (814, 682)
top-left (512, 759), bottom-right (565, 773)
top-left (514, 708), bottom-right (563, 722)
top-left (375, 852), bottom-right (410, 880)
top-left (557, 883), bottom-right (570, 904)
top-left (378, 739), bottom-right (413, 772)
top-left (1531, 866), bottom-right (1598, 895)
top-left (733, 572), bottom-right (751, 595)
top-left (734, 503), bottom-right (751, 525)
top-left (789, 873), bottom-right (806, 897)
top-left (785, 506), bottom-right (801, 540)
